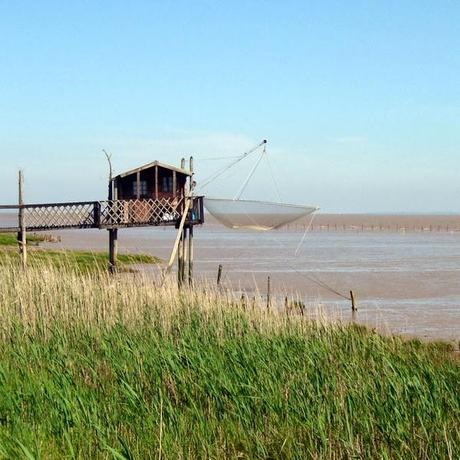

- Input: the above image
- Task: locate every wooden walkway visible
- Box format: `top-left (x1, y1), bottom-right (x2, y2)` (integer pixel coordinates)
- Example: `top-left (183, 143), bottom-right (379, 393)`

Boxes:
top-left (0, 196), bottom-right (204, 233)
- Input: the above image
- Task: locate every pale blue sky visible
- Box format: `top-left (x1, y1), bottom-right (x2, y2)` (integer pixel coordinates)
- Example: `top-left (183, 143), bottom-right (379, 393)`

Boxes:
top-left (1, 1), bottom-right (459, 212)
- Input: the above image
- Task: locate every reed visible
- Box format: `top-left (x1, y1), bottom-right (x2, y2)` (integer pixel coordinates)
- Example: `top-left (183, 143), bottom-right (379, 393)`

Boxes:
top-left (0, 259), bottom-right (458, 459)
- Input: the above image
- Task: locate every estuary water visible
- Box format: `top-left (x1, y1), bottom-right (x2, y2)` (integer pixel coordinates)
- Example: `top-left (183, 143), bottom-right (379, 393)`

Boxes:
top-left (2, 209), bottom-right (459, 341)
top-left (32, 221), bottom-right (460, 342)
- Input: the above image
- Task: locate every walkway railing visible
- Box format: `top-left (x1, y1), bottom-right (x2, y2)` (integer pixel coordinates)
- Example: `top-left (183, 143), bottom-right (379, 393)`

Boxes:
top-left (0, 196), bottom-right (204, 232)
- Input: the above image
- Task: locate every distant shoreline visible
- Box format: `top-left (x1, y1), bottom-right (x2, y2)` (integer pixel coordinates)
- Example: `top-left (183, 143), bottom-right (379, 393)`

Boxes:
top-left (1, 211), bottom-right (460, 233)
top-left (205, 213), bottom-right (460, 233)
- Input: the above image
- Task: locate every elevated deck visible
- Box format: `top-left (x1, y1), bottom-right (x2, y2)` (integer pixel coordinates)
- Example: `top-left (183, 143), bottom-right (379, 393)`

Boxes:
top-left (0, 196), bottom-right (204, 233)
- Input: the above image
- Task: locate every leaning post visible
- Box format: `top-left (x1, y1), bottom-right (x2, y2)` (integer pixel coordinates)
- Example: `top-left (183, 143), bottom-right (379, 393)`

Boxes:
top-left (18, 170), bottom-right (27, 269)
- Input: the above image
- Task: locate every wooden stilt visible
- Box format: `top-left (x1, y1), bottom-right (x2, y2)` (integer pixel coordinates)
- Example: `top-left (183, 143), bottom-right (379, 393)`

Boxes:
top-left (177, 230), bottom-right (183, 287)
top-left (188, 224), bottom-right (194, 286)
top-left (109, 228), bottom-right (118, 273)
top-left (18, 170), bottom-right (27, 269)
top-left (180, 227), bottom-right (187, 287)
top-left (187, 155), bottom-right (194, 286)
top-left (165, 198), bottom-right (191, 274)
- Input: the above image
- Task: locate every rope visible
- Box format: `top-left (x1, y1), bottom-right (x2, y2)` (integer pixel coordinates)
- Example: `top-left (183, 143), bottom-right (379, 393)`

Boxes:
top-left (195, 138), bottom-right (351, 301)
top-left (233, 147), bottom-right (266, 200)
top-left (294, 213), bottom-right (316, 256)
top-left (198, 140), bottom-right (267, 190)
top-left (264, 152), bottom-right (283, 203)
top-left (266, 221), bottom-right (352, 301)
top-left (197, 155), bottom-right (242, 161)
top-left (289, 267), bottom-right (352, 301)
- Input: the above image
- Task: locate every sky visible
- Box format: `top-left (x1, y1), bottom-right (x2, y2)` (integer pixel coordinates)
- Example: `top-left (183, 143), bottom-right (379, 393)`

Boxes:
top-left (0, 1), bottom-right (459, 212)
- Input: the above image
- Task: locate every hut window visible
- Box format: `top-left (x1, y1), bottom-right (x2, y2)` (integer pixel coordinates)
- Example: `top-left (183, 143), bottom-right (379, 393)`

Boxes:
top-left (162, 176), bottom-right (173, 192)
top-left (132, 180), bottom-right (148, 197)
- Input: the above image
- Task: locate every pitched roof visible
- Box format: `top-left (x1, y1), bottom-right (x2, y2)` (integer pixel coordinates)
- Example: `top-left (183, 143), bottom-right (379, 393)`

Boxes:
top-left (115, 160), bottom-right (192, 179)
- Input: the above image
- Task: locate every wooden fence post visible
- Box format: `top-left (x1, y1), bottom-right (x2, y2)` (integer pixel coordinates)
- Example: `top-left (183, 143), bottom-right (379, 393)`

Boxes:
top-left (18, 170), bottom-right (27, 269)
top-left (109, 228), bottom-right (118, 273)
top-left (217, 264), bottom-right (223, 286)
top-left (350, 290), bottom-right (357, 312)
top-left (267, 276), bottom-right (271, 310)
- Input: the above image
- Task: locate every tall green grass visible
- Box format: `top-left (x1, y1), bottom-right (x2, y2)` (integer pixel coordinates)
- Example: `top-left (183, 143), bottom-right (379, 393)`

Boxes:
top-left (0, 232), bottom-right (49, 246)
top-left (0, 241), bottom-right (160, 273)
top-left (0, 261), bottom-right (458, 459)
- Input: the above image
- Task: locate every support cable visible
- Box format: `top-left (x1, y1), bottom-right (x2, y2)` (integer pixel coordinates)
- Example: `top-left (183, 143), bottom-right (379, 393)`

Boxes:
top-left (264, 151), bottom-right (283, 203)
top-left (198, 139), bottom-right (267, 190)
top-left (233, 147), bottom-right (266, 200)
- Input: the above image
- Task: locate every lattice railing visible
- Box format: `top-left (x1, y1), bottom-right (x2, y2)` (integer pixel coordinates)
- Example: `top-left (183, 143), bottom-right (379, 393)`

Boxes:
top-left (100, 198), bottom-right (183, 227)
top-left (24, 202), bottom-right (97, 230)
top-left (0, 196), bottom-right (203, 231)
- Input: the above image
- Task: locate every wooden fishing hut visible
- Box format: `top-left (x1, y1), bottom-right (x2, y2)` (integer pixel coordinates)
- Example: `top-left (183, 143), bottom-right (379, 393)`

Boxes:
top-left (110, 160), bottom-right (190, 202)
top-left (107, 157), bottom-right (203, 283)
top-left (1, 157), bottom-right (204, 285)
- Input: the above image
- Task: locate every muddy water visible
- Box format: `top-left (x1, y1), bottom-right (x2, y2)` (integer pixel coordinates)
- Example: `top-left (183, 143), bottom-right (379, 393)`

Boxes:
top-left (24, 220), bottom-right (458, 342)
top-left (2, 209), bottom-right (459, 341)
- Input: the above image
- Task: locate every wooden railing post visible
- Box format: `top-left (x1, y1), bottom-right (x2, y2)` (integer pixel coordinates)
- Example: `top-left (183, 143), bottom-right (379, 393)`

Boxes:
top-left (93, 202), bottom-right (101, 228)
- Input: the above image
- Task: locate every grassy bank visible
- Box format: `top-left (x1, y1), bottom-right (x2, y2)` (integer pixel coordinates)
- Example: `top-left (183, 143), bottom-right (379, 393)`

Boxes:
top-left (0, 233), bottom-right (160, 272)
top-left (0, 263), bottom-right (458, 459)
top-left (0, 232), bottom-right (50, 246)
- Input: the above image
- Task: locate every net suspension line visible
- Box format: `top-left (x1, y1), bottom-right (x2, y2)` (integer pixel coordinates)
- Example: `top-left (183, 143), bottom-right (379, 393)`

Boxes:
top-left (198, 141), bottom-right (349, 300)
top-left (233, 144), bottom-right (267, 200)
top-left (264, 150), bottom-right (282, 203)
top-left (198, 139), bottom-right (267, 191)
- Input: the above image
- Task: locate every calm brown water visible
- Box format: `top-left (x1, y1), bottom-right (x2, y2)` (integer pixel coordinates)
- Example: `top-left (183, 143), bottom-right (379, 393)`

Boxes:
top-left (2, 212), bottom-right (459, 342)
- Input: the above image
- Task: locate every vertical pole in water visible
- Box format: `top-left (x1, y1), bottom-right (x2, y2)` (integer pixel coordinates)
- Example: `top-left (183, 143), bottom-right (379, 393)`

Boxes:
top-left (267, 276), bottom-right (271, 310)
top-left (188, 156), bottom-right (194, 286)
top-left (18, 170), bottom-right (27, 269)
top-left (109, 228), bottom-right (118, 273)
top-left (177, 230), bottom-right (183, 287)
top-left (188, 224), bottom-right (193, 286)
top-left (217, 264), bottom-right (223, 286)
top-left (182, 227), bottom-right (187, 285)
top-left (350, 290), bottom-right (357, 312)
